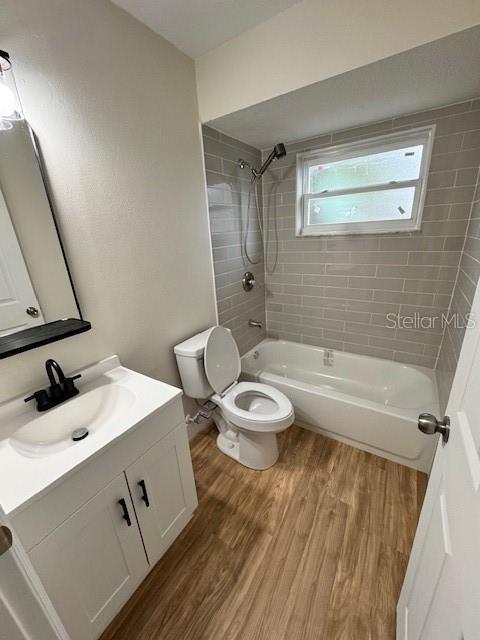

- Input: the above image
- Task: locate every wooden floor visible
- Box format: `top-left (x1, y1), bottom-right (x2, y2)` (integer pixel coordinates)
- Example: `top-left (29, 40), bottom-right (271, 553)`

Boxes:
top-left (102, 425), bottom-right (427, 640)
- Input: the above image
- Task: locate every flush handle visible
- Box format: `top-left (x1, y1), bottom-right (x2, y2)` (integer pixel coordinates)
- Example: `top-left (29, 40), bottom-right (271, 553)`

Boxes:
top-left (418, 413), bottom-right (450, 444)
top-left (138, 480), bottom-right (150, 508)
top-left (117, 498), bottom-right (132, 526)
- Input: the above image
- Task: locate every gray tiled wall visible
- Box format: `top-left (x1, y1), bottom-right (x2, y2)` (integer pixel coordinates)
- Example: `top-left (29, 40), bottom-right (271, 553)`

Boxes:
top-left (202, 126), bottom-right (266, 354)
top-left (436, 171), bottom-right (480, 411)
top-left (262, 98), bottom-right (480, 370)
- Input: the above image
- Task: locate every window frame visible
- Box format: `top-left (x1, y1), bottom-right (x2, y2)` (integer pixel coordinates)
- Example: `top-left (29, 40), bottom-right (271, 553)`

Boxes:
top-left (295, 125), bottom-right (435, 237)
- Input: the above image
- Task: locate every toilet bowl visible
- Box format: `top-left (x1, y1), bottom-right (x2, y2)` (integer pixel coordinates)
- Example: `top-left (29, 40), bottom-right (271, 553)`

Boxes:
top-left (174, 327), bottom-right (294, 470)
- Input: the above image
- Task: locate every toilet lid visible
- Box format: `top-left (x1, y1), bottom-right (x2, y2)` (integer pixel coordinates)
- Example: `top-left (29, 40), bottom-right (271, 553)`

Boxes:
top-left (204, 326), bottom-right (241, 394)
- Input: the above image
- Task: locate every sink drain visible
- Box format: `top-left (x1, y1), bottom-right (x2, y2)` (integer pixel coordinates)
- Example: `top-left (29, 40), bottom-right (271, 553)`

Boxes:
top-left (72, 427), bottom-right (89, 442)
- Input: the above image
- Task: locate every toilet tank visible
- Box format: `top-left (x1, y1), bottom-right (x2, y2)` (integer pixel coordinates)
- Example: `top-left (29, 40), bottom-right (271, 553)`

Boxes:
top-left (174, 328), bottom-right (214, 399)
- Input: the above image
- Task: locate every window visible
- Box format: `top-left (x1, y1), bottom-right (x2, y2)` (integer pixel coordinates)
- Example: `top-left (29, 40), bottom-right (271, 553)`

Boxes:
top-left (296, 125), bottom-right (435, 236)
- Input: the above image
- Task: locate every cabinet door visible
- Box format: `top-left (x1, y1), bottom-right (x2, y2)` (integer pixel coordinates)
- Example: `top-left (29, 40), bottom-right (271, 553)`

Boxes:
top-left (29, 473), bottom-right (148, 640)
top-left (126, 423), bottom-right (198, 565)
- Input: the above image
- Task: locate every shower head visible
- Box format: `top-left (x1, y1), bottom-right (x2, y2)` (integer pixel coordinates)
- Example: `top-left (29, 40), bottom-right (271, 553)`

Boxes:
top-left (238, 142), bottom-right (287, 179)
top-left (258, 142), bottom-right (287, 176)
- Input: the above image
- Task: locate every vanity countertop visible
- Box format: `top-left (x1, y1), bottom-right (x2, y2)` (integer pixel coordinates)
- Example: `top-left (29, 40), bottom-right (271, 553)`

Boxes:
top-left (0, 356), bottom-right (182, 516)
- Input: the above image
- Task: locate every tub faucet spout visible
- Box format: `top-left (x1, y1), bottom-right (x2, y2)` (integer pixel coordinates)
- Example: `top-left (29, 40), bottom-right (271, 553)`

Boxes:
top-left (248, 319), bottom-right (263, 329)
top-left (324, 349), bottom-right (334, 366)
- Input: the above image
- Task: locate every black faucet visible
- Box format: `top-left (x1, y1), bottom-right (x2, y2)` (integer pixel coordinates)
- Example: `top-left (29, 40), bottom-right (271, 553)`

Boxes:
top-left (24, 359), bottom-right (82, 412)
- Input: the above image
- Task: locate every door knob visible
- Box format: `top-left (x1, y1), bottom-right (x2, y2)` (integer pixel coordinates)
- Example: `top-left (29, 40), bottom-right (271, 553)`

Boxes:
top-left (0, 525), bottom-right (13, 557)
top-left (418, 413), bottom-right (450, 444)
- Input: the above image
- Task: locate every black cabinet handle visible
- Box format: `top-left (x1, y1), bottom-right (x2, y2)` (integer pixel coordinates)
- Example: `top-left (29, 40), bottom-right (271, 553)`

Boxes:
top-left (118, 498), bottom-right (132, 526)
top-left (138, 480), bottom-right (150, 508)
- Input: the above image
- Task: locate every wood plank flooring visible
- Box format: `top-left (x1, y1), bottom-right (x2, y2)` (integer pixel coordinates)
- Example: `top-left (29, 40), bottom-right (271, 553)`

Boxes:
top-left (101, 425), bottom-right (427, 640)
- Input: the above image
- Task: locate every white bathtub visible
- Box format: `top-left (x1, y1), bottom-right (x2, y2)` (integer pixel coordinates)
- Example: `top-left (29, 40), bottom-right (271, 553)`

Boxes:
top-left (241, 339), bottom-right (438, 472)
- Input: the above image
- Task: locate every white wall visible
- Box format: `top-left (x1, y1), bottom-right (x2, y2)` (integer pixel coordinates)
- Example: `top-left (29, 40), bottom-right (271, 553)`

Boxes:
top-left (0, 0), bottom-right (217, 403)
top-left (196, 0), bottom-right (480, 123)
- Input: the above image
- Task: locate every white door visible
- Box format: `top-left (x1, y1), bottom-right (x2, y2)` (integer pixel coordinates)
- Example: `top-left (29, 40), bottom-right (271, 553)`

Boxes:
top-left (126, 424), bottom-right (198, 565)
top-left (397, 284), bottom-right (480, 638)
top-left (0, 187), bottom-right (44, 334)
top-left (29, 474), bottom-right (148, 640)
top-left (0, 506), bottom-right (68, 640)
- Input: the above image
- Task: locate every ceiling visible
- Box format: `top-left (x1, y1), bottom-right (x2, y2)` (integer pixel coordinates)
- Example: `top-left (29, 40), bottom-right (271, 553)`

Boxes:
top-left (111, 0), bottom-right (300, 58)
top-left (208, 26), bottom-right (480, 150)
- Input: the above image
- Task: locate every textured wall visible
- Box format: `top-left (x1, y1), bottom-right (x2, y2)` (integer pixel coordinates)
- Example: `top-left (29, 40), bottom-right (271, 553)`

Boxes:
top-left (262, 98), bottom-right (480, 369)
top-left (0, 0), bottom-right (217, 404)
top-left (437, 172), bottom-right (480, 410)
top-left (203, 126), bottom-right (266, 354)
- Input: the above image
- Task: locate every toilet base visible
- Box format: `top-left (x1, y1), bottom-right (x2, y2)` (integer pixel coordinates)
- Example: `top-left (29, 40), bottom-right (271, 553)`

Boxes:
top-left (216, 430), bottom-right (279, 470)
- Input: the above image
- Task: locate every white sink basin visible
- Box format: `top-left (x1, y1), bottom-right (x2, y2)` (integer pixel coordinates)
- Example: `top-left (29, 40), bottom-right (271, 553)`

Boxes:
top-left (9, 383), bottom-right (135, 457)
top-left (0, 355), bottom-right (183, 515)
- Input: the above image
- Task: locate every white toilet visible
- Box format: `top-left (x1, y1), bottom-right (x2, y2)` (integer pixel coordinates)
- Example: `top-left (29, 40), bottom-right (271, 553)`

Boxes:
top-left (174, 326), bottom-right (294, 470)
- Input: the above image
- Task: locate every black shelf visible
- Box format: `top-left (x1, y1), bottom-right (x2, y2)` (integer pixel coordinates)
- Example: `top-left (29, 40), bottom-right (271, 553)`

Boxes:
top-left (0, 318), bottom-right (92, 359)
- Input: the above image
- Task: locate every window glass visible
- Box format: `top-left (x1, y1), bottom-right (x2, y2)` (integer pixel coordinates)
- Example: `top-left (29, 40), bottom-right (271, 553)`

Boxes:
top-left (307, 145), bottom-right (423, 193)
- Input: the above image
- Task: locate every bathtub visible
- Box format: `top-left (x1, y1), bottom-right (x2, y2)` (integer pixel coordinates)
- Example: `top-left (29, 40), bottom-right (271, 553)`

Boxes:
top-left (241, 339), bottom-right (438, 472)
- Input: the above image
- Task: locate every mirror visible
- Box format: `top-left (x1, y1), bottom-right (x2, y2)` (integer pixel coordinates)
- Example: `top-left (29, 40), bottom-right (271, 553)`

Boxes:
top-left (0, 119), bottom-right (90, 358)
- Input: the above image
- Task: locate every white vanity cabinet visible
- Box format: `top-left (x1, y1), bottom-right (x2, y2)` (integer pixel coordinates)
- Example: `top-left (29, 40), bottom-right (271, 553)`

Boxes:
top-left (10, 398), bottom-right (198, 640)
top-left (29, 473), bottom-right (148, 640)
top-left (125, 424), bottom-right (197, 565)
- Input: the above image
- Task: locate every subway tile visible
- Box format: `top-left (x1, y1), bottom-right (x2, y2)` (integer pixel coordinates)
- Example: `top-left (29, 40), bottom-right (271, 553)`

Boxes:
top-left (379, 237), bottom-right (444, 251)
top-left (404, 279), bottom-right (453, 295)
top-left (325, 263), bottom-right (376, 276)
top-left (432, 132), bottom-right (464, 155)
top-left (408, 251), bottom-right (461, 266)
top-left (460, 253), bottom-right (480, 284)
top-left (325, 237), bottom-right (379, 252)
top-left (425, 185), bottom-right (476, 206)
top-left (423, 205), bottom-right (451, 221)
top-left (302, 274), bottom-right (349, 287)
top-left (369, 336), bottom-right (425, 355)
top-left (449, 203), bottom-right (473, 219)
top-left (456, 167), bottom-right (479, 186)
top-left (374, 290), bottom-right (435, 306)
top-left (344, 321), bottom-right (394, 338)
top-left (427, 170), bottom-right (456, 189)
top-left (421, 219), bottom-right (469, 236)
top-left (324, 308), bottom-right (371, 324)
top-left (443, 237), bottom-right (464, 251)
top-left (435, 110), bottom-right (480, 136)
top-left (324, 287), bottom-right (373, 301)
top-left (377, 265), bottom-right (439, 279)
top-left (392, 101), bottom-right (472, 128)
top-left (301, 316), bottom-right (340, 331)
top-left (348, 276), bottom-right (404, 291)
top-left (396, 327), bottom-right (443, 346)
top-left (344, 343), bottom-right (394, 360)
top-left (350, 251), bottom-right (409, 265)
top-left (430, 147), bottom-right (480, 172)
top-left (462, 130), bottom-right (480, 150)
top-left (324, 329), bottom-right (369, 345)
top-left (437, 266), bottom-right (459, 281)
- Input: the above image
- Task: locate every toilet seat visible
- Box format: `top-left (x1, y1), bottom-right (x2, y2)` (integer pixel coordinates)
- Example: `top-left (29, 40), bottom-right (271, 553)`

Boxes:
top-left (213, 382), bottom-right (294, 432)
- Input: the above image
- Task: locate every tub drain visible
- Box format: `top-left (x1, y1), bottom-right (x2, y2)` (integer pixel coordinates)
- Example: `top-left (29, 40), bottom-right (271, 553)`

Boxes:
top-left (72, 427), bottom-right (89, 442)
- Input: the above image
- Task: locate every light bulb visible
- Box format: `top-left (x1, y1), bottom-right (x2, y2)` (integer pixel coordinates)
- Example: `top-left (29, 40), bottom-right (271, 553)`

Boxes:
top-left (0, 83), bottom-right (15, 117)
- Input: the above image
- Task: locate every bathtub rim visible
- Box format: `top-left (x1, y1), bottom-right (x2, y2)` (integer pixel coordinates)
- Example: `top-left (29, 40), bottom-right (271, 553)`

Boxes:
top-left (241, 337), bottom-right (440, 422)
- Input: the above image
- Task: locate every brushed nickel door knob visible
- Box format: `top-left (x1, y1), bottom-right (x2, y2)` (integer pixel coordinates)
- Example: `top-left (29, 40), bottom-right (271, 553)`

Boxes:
top-left (0, 525), bottom-right (13, 557)
top-left (418, 413), bottom-right (450, 444)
